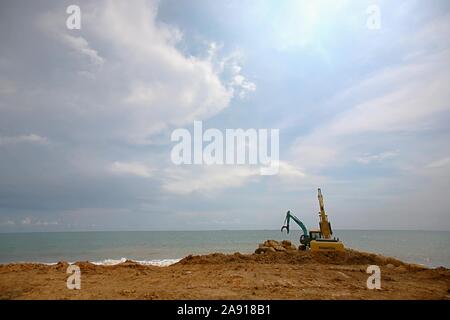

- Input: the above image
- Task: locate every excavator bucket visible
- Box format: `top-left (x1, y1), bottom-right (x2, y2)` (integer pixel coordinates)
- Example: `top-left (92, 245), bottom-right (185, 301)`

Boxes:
top-left (281, 211), bottom-right (290, 234)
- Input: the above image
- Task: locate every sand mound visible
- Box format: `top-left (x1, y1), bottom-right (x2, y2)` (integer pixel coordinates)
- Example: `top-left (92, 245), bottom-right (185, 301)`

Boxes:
top-left (176, 240), bottom-right (422, 268)
top-left (2, 241), bottom-right (448, 300)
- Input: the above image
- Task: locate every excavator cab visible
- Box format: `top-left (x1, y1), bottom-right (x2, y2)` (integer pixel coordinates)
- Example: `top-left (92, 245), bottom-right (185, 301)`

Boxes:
top-left (308, 230), bottom-right (321, 240)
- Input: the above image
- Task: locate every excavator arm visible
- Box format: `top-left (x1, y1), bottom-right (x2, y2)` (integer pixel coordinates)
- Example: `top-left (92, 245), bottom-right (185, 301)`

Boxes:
top-left (281, 211), bottom-right (308, 236)
top-left (281, 210), bottom-right (311, 249)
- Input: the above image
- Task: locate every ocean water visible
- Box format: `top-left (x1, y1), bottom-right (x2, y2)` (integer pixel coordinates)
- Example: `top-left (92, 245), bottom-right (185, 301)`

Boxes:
top-left (0, 230), bottom-right (449, 268)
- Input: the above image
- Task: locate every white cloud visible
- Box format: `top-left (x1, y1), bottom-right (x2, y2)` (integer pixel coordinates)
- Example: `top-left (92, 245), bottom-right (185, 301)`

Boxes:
top-left (356, 152), bottom-right (397, 165)
top-left (60, 34), bottom-right (104, 66)
top-left (231, 74), bottom-right (256, 99)
top-left (328, 55), bottom-right (450, 135)
top-left (213, 46), bottom-right (256, 99)
top-left (425, 157), bottom-right (450, 169)
top-left (38, 10), bottom-right (104, 68)
top-left (326, 14), bottom-right (450, 136)
top-left (110, 161), bottom-right (154, 178)
top-left (162, 160), bottom-right (306, 195)
top-left (290, 15), bottom-right (450, 172)
top-left (19, 217), bottom-right (58, 227)
top-left (226, 53), bottom-right (256, 98)
top-left (0, 134), bottom-right (49, 146)
top-left (0, 220), bottom-right (15, 226)
top-left (162, 165), bottom-right (260, 194)
top-left (91, 1), bottom-right (234, 140)
top-left (33, 1), bottom-right (252, 144)
top-left (21, 217), bottom-right (32, 225)
top-left (278, 161), bottom-right (306, 177)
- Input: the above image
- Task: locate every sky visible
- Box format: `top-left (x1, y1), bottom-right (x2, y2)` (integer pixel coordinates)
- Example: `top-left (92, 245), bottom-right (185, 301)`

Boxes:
top-left (0, 0), bottom-right (449, 232)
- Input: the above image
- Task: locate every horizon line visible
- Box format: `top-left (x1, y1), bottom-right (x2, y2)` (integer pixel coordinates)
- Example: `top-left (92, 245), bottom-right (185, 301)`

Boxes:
top-left (1, 228), bottom-right (449, 234)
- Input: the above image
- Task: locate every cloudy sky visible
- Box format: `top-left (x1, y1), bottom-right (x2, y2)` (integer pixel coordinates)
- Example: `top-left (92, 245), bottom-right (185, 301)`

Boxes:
top-left (0, 0), bottom-right (449, 232)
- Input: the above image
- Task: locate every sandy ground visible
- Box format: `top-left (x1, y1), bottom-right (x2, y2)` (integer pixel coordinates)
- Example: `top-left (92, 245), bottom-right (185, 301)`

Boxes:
top-left (0, 249), bottom-right (449, 300)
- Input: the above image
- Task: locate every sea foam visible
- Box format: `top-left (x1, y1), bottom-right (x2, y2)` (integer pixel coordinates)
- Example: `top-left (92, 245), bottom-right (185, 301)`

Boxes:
top-left (91, 257), bottom-right (180, 266)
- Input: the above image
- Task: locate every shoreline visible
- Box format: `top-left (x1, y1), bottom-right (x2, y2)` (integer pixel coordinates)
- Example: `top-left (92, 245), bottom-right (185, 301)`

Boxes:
top-left (0, 258), bottom-right (182, 267)
top-left (0, 246), bottom-right (444, 269)
top-left (1, 248), bottom-right (449, 300)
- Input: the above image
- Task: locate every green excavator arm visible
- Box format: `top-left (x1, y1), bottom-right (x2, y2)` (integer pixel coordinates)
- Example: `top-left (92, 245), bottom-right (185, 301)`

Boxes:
top-left (281, 210), bottom-right (308, 236)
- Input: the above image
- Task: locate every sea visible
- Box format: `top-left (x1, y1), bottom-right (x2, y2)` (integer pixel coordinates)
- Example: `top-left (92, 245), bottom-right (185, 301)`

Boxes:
top-left (0, 230), bottom-right (449, 268)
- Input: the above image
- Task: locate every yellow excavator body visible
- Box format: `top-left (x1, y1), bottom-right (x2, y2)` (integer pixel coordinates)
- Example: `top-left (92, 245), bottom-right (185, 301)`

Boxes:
top-left (310, 239), bottom-right (345, 252)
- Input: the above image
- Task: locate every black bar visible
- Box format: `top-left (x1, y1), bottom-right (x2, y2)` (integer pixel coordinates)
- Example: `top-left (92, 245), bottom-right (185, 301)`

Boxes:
top-left (1, 300), bottom-right (447, 318)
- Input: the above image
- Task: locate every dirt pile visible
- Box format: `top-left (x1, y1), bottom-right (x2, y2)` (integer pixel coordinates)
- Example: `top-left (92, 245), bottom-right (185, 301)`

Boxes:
top-left (1, 243), bottom-right (448, 299)
top-left (177, 241), bottom-right (428, 269)
top-left (254, 239), bottom-right (298, 254)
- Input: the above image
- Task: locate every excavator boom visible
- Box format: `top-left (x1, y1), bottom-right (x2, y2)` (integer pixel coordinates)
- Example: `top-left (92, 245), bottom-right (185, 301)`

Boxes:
top-left (317, 188), bottom-right (333, 239)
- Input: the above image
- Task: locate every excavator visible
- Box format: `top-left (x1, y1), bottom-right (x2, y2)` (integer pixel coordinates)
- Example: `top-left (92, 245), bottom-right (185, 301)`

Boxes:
top-left (281, 188), bottom-right (345, 252)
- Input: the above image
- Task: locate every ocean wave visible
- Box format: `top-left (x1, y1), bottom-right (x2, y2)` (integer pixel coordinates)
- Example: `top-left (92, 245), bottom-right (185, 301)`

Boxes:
top-left (91, 257), bottom-right (180, 266)
top-left (1, 258), bottom-right (181, 267)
